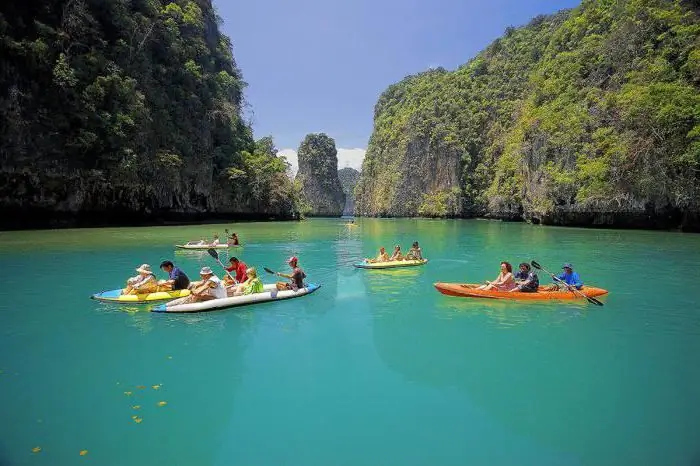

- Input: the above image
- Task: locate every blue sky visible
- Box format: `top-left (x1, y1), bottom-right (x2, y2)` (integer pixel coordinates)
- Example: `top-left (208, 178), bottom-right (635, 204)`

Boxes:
top-left (216, 0), bottom-right (580, 171)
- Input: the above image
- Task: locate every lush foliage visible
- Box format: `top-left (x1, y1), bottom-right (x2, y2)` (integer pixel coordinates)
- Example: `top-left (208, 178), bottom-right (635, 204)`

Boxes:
top-left (357, 0), bottom-right (700, 227)
top-left (0, 0), bottom-right (299, 223)
top-left (295, 134), bottom-right (345, 216)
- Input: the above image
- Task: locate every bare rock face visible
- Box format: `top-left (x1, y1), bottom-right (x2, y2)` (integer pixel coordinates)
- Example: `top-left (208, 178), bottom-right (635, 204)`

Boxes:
top-left (338, 167), bottom-right (360, 215)
top-left (295, 134), bottom-right (345, 217)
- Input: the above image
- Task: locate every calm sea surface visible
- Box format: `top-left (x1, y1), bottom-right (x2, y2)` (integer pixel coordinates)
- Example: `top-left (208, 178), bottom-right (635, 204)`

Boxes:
top-left (1, 218), bottom-right (699, 466)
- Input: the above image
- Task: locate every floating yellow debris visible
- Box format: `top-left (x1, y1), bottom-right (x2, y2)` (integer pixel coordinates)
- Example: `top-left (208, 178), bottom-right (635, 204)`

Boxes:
top-left (136, 385), bottom-right (146, 389)
top-left (157, 401), bottom-right (167, 407)
top-left (151, 385), bottom-right (161, 390)
top-left (124, 391), bottom-right (133, 396)
top-left (32, 446), bottom-right (41, 453)
top-left (132, 405), bottom-right (141, 410)
top-left (80, 450), bottom-right (88, 456)
top-left (167, 356), bottom-right (173, 359)
top-left (134, 417), bottom-right (143, 424)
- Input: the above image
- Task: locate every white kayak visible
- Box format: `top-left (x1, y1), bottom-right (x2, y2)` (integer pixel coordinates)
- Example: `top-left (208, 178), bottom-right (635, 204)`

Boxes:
top-left (151, 283), bottom-right (321, 313)
top-left (175, 244), bottom-right (237, 250)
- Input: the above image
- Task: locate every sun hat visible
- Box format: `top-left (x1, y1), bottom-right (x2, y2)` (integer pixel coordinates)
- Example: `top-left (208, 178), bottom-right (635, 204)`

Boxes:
top-left (562, 263), bottom-right (573, 269)
top-left (136, 264), bottom-right (152, 274)
top-left (287, 256), bottom-right (298, 264)
top-left (199, 266), bottom-right (214, 275)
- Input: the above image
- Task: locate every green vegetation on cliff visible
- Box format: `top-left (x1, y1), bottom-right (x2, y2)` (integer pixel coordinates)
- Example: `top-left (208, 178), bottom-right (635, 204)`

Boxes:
top-left (0, 0), bottom-right (299, 228)
top-left (295, 134), bottom-right (345, 217)
top-left (338, 167), bottom-right (360, 215)
top-left (356, 0), bottom-right (700, 229)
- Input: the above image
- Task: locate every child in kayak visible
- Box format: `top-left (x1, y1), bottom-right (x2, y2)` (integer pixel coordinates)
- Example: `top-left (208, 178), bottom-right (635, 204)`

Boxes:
top-left (366, 247), bottom-right (390, 263)
top-left (511, 263), bottom-right (539, 292)
top-left (231, 267), bottom-right (264, 296)
top-left (275, 256), bottom-right (306, 291)
top-left (405, 241), bottom-right (423, 260)
top-left (477, 262), bottom-right (516, 291)
top-left (389, 245), bottom-right (404, 261)
top-left (122, 264), bottom-right (159, 295)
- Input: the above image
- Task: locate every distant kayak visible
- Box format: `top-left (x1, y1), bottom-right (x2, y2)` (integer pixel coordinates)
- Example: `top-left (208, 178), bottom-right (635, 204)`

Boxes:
top-left (434, 283), bottom-right (608, 301)
top-left (175, 244), bottom-right (235, 250)
top-left (152, 283), bottom-right (321, 313)
top-left (91, 288), bottom-right (190, 303)
top-left (354, 259), bottom-right (428, 269)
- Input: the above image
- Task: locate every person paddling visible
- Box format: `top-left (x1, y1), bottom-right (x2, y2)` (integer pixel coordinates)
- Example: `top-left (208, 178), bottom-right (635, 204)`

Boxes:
top-left (275, 256), bottom-right (306, 291)
top-left (224, 257), bottom-right (248, 285)
top-left (228, 232), bottom-right (240, 246)
top-left (549, 263), bottom-right (583, 290)
top-left (158, 261), bottom-right (190, 291)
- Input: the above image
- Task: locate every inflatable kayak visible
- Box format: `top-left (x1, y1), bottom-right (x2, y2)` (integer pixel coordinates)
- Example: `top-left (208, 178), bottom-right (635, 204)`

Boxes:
top-left (91, 288), bottom-right (190, 303)
top-left (151, 283), bottom-right (321, 313)
top-left (354, 259), bottom-right (428, 269)
top-left (433, 283), bottom-right (608, 301)
top-left (175, 244), bottom-right (235, 250)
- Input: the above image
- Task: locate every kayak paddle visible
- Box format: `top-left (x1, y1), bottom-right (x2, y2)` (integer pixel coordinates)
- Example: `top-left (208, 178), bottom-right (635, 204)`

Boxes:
top-left (207, 248), bottom-right (235, 282)
top-left (531, 261), bottom-right (603, 306)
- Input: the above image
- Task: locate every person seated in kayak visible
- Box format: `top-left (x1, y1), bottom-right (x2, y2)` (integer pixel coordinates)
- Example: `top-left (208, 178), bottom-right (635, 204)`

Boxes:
top-left (231, 267), bottom-right (264, 296)
top-left (510, 262), bottom-right (539, 293)
top-left (158, 261), bottom-right (190, 291)
top-left (228, 232), bottom-right (240, 245)
top-left (476, 261), bottom-right (516, 291)
top-left (210, 235), bottom-right (221, 246)
top-left (167, 267), bottom-right (226, 306)
top-left (389, 245), bottom-right (404, 261)
top-left (122, 264), bottom-right (159, 295)
top-left (548, 263), bottom-right (583, 290)
top-left (366, 247), bottom-right (390, 263)
top-left (224, 257), bottom-right (248, 285)
top-left (275, 256), bottom-right (306, 291)
top-left (405, 241), bottom-right (423, 260)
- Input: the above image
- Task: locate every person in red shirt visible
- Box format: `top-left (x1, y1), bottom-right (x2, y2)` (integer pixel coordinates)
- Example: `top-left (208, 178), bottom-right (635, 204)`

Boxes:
top-left (224, 257), bottom-right (247, 285)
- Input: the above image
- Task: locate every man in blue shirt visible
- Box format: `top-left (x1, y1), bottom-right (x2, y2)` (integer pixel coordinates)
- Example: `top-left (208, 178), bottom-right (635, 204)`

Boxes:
top-left (555, 263), bottom-right (583, 290)
top-left (159, 261), bottom-right (191, 290)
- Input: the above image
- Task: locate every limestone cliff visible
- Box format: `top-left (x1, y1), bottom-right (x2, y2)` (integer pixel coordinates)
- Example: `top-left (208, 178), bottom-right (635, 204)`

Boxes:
top-left (356, 1), bottom-right (700, 231)
top-left (295, 134), bottom-right (345, 217)
top-left (338, 167), bottom-right (360, 215)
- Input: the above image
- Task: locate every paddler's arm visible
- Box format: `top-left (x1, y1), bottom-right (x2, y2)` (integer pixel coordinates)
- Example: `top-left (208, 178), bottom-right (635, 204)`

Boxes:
top-left (276, 272), bottom-right (293, 279)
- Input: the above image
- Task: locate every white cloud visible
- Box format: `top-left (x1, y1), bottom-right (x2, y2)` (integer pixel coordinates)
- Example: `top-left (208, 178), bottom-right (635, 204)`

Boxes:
top-left (277, 147), bottom-right (366, 178)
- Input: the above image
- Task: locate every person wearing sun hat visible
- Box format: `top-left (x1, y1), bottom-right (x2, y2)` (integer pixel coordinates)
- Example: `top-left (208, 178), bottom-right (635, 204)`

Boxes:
top-left (167, 266), bottom-right (226, 306)
top-left (553, 263), bottom-right (583, 290)
top-left (122, 264), bottom-right (158, 295)
top-left (275, 256), bottom-right (306, 291)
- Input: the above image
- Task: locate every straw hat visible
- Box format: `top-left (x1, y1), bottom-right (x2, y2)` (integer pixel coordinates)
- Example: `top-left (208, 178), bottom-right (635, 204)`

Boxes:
top-left (136, 264), bottom-right (152, 274)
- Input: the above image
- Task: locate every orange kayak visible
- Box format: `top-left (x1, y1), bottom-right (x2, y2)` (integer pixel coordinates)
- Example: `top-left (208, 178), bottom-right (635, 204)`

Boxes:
top-left (434, 283), bottom-right (609, 301)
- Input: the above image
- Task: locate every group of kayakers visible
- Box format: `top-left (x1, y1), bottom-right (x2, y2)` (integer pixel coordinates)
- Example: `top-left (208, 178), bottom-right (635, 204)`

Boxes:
top-left (184, 231), bottom-right (240, 247)
top-left (365, 242), bottom-right (423, 263)
top-left (477, 262), bottom-right (583, 293)
top-left (120, 256), bottom-right (306, 306)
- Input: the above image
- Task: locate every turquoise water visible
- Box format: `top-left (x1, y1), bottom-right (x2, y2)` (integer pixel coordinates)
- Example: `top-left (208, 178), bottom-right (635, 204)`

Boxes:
top-left (1, 218), bottom-right (700, 465)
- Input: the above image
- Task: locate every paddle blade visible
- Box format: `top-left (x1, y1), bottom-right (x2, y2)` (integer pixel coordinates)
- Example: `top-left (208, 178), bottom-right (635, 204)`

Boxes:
top-left (263, 267), bottom-right (276, 275)
top-left (587, 296), bottom-right (604, 306)
top-left (207, 248), bottom-right (219, 260)
top-left (531, 260), bottom-right (542, 270)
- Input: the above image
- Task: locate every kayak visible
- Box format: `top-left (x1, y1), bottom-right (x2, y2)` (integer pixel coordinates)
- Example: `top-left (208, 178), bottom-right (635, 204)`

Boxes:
top-left (433, 283), bottom-right (608, 301)
top-left (151, 283), bottom-right (321, 313)
top-left (175, 244), bottom-right (235, 250)
top-left (91, 288), bottom-right (191, 303)
top-left (354, 259), bottom-right (428, 269)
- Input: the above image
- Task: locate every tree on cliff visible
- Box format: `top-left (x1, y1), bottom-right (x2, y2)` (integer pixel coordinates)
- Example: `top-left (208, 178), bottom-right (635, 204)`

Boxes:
top-left (0, 0), bottom-right (300, 227)
top-left (356, 0), bottom-right (700, 230)
top-left (295, 134), bottom-right (346, 217)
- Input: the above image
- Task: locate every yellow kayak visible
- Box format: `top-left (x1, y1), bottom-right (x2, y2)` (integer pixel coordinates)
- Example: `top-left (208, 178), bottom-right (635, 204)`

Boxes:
top-left (354, 259), bottom-right (428, 269)
top-left (91, 288), bottom-right (190, 303)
